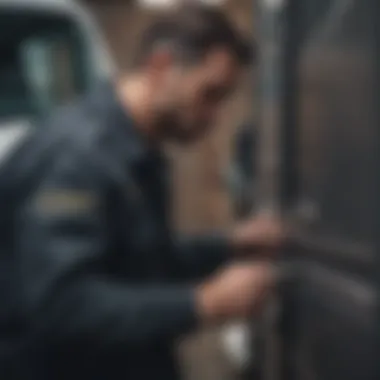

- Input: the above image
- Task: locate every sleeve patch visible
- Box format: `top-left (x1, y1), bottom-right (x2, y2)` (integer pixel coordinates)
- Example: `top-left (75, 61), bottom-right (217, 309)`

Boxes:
top-left (32, 189), bottom-right (100, 218)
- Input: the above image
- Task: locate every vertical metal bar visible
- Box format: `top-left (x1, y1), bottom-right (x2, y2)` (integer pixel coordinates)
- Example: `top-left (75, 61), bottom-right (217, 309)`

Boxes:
top-left (255, 2), bottom-right (290, 380)
top-left (276, 3), bottom-right (302, 379)
top-left (256, 0), bottom-right (286, 214)
top-left (279, 0), bottom-right (300, 210)
top-left (371, 0), bottom-right (380, 378)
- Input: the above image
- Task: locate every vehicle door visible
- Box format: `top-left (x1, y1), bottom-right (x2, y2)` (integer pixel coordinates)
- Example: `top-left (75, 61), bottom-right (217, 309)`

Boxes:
top-left (257, 1), bottom-right (380, 380)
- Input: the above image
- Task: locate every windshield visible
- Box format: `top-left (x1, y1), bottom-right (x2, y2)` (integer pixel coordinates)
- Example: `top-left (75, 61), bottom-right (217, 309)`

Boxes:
top-left (0, 9), bottom-right (87, 121)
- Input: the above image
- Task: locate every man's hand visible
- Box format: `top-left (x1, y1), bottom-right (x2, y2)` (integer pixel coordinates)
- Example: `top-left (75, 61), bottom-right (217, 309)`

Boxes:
top-left (196, 262), bottom-right (275, 324)
top-left (231, 214), bottom-right (287, 252)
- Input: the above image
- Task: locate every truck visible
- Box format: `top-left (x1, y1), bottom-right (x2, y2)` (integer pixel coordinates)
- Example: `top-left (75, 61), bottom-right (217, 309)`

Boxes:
top-left (0, 0), bottom-right (113, 163)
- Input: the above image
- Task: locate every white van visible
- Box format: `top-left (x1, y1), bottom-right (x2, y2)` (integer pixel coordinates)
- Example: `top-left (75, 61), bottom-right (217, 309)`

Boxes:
top-left (0, 0), bottom-right (113, 162)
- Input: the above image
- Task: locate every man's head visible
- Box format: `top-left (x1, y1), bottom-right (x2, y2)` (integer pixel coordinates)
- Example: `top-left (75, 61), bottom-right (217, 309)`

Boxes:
top-left (122, 5), bottom-right (254, 144)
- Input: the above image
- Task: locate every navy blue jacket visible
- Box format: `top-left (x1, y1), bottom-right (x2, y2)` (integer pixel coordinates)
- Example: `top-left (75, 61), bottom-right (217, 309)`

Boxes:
top-left (0, 84), bottom-right (230, 380)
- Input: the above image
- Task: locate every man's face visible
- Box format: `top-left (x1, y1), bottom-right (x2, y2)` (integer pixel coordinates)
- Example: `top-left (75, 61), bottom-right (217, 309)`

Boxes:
top-left (150, 48), bottom-right (242, 143)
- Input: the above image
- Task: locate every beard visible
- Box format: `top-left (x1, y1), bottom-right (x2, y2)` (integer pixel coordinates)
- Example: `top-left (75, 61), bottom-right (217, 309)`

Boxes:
top-left (166, 123), bottom-right (208, 145)
top-left (156, 106), bottom-right (210, 145)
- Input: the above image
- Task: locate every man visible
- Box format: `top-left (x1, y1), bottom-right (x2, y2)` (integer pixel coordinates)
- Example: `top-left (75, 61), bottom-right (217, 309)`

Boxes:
top-left (0, 5), bottom-right (285, 380)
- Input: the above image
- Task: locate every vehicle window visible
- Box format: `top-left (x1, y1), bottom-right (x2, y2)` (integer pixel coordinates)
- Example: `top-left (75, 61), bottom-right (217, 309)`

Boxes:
top-left (0, 9), bottom-right (87, 121)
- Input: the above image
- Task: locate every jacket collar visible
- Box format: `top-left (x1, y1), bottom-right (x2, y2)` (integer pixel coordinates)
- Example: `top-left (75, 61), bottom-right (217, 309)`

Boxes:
top-left (89, 81), bottom-right (166, 170)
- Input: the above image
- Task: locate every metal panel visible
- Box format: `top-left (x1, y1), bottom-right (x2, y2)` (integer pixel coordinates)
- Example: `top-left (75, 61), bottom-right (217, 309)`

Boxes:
top-left (274, 1), bottom-right (380, 380)
top-left (297, 0), bottom-right (377, 246)
top-left (292, 261), bottom-right (376, 380)
top-left (257, 1), bottom-right (380, 380)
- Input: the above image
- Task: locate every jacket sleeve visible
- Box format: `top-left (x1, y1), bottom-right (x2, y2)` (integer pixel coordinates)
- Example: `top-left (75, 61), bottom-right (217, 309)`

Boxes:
top-left (14, 146), bottom-right (197, 349)
top-left (172, 233), bottom-right (232, 279)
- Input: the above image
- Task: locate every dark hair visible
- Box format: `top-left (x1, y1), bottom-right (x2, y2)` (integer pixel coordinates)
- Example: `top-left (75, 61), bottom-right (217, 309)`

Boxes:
top-left (133, 4), bottom-right (255, 68)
